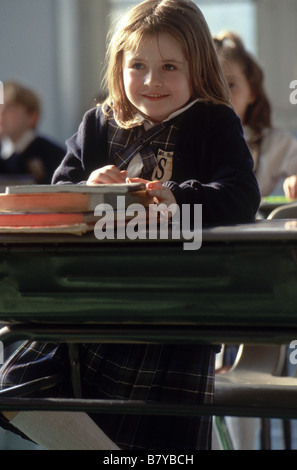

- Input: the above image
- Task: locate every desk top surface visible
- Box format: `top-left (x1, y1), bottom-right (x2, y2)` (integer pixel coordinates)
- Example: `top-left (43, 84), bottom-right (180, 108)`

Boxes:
top-left (0, 219), bottom-right (296, 245)
top-left (203, 218), bottom-right (297, 242)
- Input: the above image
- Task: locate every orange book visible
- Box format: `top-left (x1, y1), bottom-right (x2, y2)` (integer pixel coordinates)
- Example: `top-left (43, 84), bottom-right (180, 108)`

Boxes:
top-left (0, 211), bottom-right (97, 227)
top-left (0, 192), bottom-right (99, 213)
top-left (0, 183), bottom-right (152, 213)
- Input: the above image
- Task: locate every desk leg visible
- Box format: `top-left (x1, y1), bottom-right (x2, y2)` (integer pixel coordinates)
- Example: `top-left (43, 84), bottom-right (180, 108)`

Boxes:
top-left (68, 344), bottom-right (82, 399)
top-left (213, 416), bottom-right (234, 450)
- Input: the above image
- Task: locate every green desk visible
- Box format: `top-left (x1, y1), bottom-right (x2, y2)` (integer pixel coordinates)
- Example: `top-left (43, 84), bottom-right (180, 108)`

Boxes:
top-left (1, 219), bottom-right (297, 418)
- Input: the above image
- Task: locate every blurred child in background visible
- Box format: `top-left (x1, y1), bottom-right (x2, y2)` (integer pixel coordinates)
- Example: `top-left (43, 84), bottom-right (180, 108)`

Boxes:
top-left (0, 81), bottom-right (65, 185)
top-left (214, 32), bottom-right (297, 198)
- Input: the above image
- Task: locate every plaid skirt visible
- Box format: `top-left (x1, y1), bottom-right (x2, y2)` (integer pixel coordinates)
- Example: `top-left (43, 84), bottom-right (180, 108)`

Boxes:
top-left (0, 341), bottom-right (215, 450)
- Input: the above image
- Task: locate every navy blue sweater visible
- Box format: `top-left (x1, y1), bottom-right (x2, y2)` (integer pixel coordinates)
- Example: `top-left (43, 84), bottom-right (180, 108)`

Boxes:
top-left (53, 102), bottom-right (261, 226)
top-left (0, 136), bottom-right (65, 184)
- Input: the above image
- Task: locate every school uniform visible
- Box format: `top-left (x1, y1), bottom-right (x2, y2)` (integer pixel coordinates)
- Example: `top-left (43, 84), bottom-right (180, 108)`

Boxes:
top-left (0, 131), bottom-right (65, 184)
top-left (0, 100), bottom-right (260, 450)
top-left (53, 100), bottom-right (260, 225)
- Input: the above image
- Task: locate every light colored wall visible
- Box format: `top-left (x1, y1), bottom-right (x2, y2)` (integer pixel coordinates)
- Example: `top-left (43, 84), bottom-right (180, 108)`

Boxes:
top-left (55, 0), bottom-right (111, 140)
top-left (256, 0), bottom-right (297, 134)
top-left (0, 0), bottom-right (110, 145)
top-left (0, 0), bottom-right (62, 140)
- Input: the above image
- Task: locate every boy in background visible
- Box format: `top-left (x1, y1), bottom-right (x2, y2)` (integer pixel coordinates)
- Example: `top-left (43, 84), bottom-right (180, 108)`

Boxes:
top-left (0, 81), bottom-right (65, 185)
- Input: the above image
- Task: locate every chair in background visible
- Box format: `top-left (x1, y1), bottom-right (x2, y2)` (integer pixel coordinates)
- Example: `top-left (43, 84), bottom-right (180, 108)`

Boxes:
top-left (268, 202), bottom-right (297, 219)
top-left (213, 344), bottom-right (297, 450)
top-left (216, 202), bottom-right (297, 449)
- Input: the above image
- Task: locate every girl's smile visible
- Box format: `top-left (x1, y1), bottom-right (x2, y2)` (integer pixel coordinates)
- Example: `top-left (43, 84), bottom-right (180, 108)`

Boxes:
top-left (122, 33), bottom-right (191, 122)
top-left (142, 94), bottom-right (170, 101)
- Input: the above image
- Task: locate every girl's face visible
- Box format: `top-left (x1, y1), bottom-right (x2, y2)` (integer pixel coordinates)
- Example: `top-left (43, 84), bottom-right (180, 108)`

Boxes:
top-left (122, 33), bottom-right (192, 122)
top-left (221, 60), bottom-right (255, 123)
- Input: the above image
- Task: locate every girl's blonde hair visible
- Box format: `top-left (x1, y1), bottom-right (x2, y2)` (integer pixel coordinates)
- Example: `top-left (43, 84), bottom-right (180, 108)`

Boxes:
top-left (214, 31), bottom-right (271, 133)
top-left (102, 0), bottom-right (232, 128)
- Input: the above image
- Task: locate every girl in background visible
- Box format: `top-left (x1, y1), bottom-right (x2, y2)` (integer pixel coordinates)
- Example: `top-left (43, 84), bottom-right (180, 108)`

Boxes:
top-left (215, 31), bottom-right (297, 198)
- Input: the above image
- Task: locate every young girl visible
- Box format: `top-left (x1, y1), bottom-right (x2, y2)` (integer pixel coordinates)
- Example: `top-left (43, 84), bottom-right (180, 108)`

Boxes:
top-left (0, 0), bottom-right (260, 450)
top-left (214, 31), bottom-right (297, 198)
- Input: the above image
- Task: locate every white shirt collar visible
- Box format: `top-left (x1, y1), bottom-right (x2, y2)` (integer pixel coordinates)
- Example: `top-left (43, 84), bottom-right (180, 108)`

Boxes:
top-left (1, 130), bottom-right (36, 159)
top-left (138, 99), bottom-right (201, 130)
top-left (0, 137), bottom-right (14, 159)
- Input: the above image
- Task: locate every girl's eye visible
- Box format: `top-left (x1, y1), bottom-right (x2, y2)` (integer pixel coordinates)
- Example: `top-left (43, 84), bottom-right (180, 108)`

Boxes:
top-left (163, 64), bottom-right (175, 71)
top-left (132, 63), bottom-right (144, 70)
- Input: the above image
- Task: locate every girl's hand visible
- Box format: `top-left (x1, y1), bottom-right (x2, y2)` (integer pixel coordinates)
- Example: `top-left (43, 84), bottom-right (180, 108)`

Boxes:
top-left (127, 177), bottom-right (176, 206)
top-left (87, 165), bottom-right (127, 185)
top-left (283, 175), bottom-right (297, 199)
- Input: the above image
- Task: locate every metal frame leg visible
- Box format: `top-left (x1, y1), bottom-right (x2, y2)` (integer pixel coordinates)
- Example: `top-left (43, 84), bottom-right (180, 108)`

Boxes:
top-left (213, 416), bottom-right (234, 450)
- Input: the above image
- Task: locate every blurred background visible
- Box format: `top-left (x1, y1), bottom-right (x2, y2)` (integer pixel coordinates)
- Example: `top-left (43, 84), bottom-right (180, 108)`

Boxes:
top-left (0, 0), bottom-right (297, 450)
top-left (1, 0), bottom-right (297, 151)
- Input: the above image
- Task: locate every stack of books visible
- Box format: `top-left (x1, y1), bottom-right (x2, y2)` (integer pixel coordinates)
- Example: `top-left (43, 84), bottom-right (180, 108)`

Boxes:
top-left (0, 183), bottom-right (152, 234)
